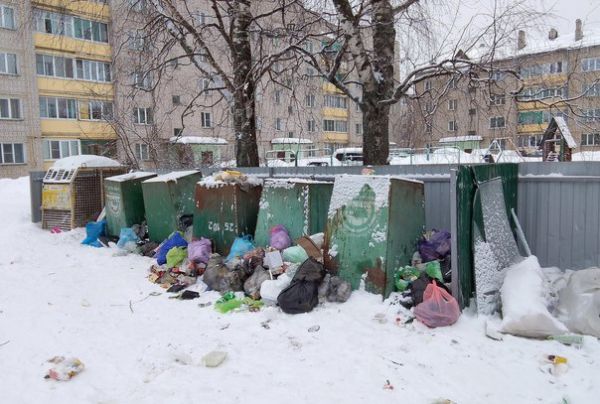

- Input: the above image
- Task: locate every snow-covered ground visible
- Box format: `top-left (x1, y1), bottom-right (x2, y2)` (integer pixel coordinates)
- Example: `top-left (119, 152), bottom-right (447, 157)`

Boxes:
top-left (0, 177), bottom-right (598, 404)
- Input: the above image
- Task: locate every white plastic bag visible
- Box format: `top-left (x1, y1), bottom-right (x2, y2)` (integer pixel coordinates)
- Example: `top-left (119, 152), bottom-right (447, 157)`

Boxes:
top-left (558, 268), bottom-right (600, 337)
top-left (500, 256), bottom-right (568, 338)
top-left (260, 273), bottom-right (292, 304)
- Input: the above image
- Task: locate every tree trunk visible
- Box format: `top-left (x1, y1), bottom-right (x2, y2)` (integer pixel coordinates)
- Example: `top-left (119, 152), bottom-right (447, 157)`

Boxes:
top-left (232, 0), bottom-right (259, 167)
top-left (362, 94), bottom-right (390, 165)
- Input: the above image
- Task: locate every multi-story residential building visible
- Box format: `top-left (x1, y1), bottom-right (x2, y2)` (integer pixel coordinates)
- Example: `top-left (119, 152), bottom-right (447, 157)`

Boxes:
top-left (0, 0), bottom-right (404, 177)
top-left (411, 20), bottom-right (600, 156)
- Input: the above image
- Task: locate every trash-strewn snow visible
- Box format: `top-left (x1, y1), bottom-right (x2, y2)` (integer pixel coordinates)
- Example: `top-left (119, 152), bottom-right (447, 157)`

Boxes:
top-left (0, 177), bottom-right (599, 403)
top-left (51, 155), bottom-right (121, 170)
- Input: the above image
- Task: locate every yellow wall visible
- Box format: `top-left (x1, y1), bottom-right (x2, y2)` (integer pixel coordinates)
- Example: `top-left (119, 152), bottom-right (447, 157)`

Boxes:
top-left (322, 107), bottom-right (348, 118)
top-left (37, 77), bottom-right (114, 98)
top-left (34, 33), bottom-right (112, 60)
top-left (41, 119), bottom-right (116, 139)
top-left (518, 123), bottom-right (546, 134)
top-left (522, 74), bottom-right (567, 87)
top-left (517, 101), bottom-right (567, 111)
top-left (323, 132), bottom-right (349, 143)
top-left (32, 0), bottom-right (110, 21)
top-left (322, 82), bottom-right (344, 94)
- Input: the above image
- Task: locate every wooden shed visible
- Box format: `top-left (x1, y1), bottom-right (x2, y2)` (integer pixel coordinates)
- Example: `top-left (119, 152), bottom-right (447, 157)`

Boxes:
top-left (539, 117), bottom-right (577, 162)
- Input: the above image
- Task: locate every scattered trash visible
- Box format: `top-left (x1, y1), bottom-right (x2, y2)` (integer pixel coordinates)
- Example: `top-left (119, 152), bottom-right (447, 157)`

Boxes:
top-left (261, 320), bottom-right (271, 329)
top-left (424, 260), bottom-right (443, 283)
top-left (198, 301), bottom-right (212, 308)
top-left (243, 266), bottom-right (270, 300)
top-left (278, 258), bottom-right (325, 314)
top-left (308, 233), bottom-right (324, 249)
top-left (418, 230), bottom-right (451, 263)
top-left (282, 245), bottom-right (309, 264)
top-left (308, 325), bottom-right (320, 333)
top-left (383, 379), bottom-right (394, 390)
top-left (214, 292), bottom-right (243, 313)
top-left (178, 290), bottom-right (200, 300)
top-left (558, 268), bottom-right (600, 338)
top-left (373, 313), bottom-right (387, 324)
top-left (264, 250), bottom-right (283, 271)
top-left (81, 220), bottom-right (106, 248)
top-left (319, 274), bottom-right (352, 303)
top-left (116, 227), bottom-right (140, 250)
top-left (44, 356), bottom-right (84, 381)
top-left (548, 355), bottom-right (568, 365)
top-left (547, 334), bottom-right (584, 347)
top-left (543, 355), bottom-right (569, 376)
top-left (410, 273), bottom-right (450, 306)
top-left (414, 281), bottom-right (460, 328)
top-left (485, 320), bottom-right (504, 341)
top-left (226, 235), bottom-right (255, 262)
top-left (393, 266), bottom-right (421, 292)
top-left (203, 254), bottom-right (246, 293)
top-left (166, 247), bottom-right (187, 268)
top-left (269, 225), bottom-right (291, 250)
top-left (296, 236), bottom-right (323, 260)
top-left (50, 226), bottom-right (62, 234)
top-left (260, 273), bottom-right (292, 304)
top-left (188, 238), bottom-right (212, 265)
top-left (202, 351), bottom-right (227, 368)
top-left (156, 232), bottom-right (188, 266)
top-left (167, 284), bottom-right (187, 293)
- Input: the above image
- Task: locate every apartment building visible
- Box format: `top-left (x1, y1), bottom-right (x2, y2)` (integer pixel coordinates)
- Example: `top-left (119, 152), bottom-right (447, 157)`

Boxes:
top-left (412, 20), bottom-right (600, 156)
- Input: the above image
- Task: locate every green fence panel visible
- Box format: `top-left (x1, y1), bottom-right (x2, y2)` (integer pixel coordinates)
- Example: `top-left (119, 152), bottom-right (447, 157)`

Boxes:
top-left (254, 180), bottom-right (333, 246)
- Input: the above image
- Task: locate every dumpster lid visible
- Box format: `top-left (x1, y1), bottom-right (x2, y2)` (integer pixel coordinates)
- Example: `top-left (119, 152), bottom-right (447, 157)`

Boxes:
top-left (51, 155), bottom-right (121, 170)
top-left (170, 136), bottom-right (228, 144)
top-left (265, 178), bottom-right (331, 188)
top-left (106, 171), bottom-right (157, 182)
top-left (143, 170), bottom-right (200, 183)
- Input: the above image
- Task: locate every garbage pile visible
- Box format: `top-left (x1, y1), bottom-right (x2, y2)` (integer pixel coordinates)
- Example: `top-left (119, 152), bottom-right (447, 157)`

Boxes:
top-left (144, 223), bottom-right (352, 313)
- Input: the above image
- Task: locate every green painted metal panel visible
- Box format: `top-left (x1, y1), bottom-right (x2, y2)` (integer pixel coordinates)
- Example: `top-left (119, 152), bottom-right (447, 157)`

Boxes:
top-left (104, 172), bottom-right (156, 237)
top-left (193, 182), bottom-right (262, 255)
top-left (142, 171), bottom-right (202, 242)
top-left (454, 163), bottom-right (518, 308)
top-left (324, 175), bottom-right (425, 298)
top-left (254, 180), bottom-right (333, 246)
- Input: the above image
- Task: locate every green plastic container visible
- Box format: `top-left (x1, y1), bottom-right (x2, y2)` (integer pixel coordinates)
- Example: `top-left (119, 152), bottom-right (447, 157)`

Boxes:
top-left (104, 171), bottom-right (156, 237)
top-left (193, 180), bottom-right (262, 255)
top-left (324, 175), bottom-right (425, 298)
top-left (254, 179), bottom-right (333, 246)
top-left (142, 170), bottom-right (202, 242)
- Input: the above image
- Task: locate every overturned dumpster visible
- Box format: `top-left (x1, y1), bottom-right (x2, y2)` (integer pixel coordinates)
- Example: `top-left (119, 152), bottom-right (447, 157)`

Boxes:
top-left (193, 175), bottom-right (262, 256)
top-left (104, 172), bottom-right (156, 237)
top-left (41, 155), bottom-right (125, 231)
top-left (324, 175), bottom-right (425, 297)
top-left (254, 179), bottom-right (333, 247)
top-left (142, 170), bottom-right (202, 242)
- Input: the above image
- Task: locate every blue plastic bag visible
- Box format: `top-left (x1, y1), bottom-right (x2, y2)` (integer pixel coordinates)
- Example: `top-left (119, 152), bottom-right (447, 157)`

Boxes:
top-left (81, 219), bottom-right (106, 248)
top-left (117, 227), bottom-right (140, 249)
top-left (226, 235), bottom-right (255, 262)
top-left (156, 232), bottom-right (188, 265)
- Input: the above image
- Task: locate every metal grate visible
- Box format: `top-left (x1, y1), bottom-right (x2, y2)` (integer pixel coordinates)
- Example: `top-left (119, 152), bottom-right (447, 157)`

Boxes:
top-left (43, 209), bottom-right (71, 231)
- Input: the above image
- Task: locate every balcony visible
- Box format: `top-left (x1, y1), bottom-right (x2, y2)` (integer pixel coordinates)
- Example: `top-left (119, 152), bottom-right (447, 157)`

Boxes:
top-left (517, 123), bottom-right (546, 134)
top-left (37, 76), bottom-right (114, 98)
top-left (322, 132), bottom-right (349, 143)
top-left (34, 33), bottom-right (112, 59)
top-left (521, 74), bottom-right (567, 87)
top-left (322, 82), bottom-right (344, 94)
top-left (516, 100), bottom-right (567, 111)
top-left (322, 107), bottom-right (348, 118)
top-left (41, 119), bottom-right (116, 140)
top-left (32, 0), bottom-right (110, 21)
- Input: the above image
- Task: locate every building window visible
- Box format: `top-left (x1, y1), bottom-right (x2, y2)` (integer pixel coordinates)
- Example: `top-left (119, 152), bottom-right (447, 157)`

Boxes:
top-left (305, 67), bottom-right (315, 76)
top-left (198, 78), bottom-right (211, 92)
top-left (201, 112), bottom-right (212, 128)
top-left (355, 123), bottom-right (362, 135)
top-left (448, 77), bottom-right (457, 89)
top-left (172, 95), bottom-right (181, 105)
top-left (305, 94), bottom-right (315, 107)
top-left (74, 17), bottom-right (108, 42)
top-left (36, 54), bottom-right (111, 82)
top-left (274, 90), bottom-right (281, 105)
top-left (39, 97), bottom-right (77, 119)
top-left (307, 119), bottom-right (316, 132)
top-left (128, 31), bottom-right (146, 51)
top-left (134, 143), bottom-right (150, 161)
top-left (132, 71), bottom-right (152, 89)
top-left (520, 61), bottom-right (565, 78)
top-left (469, 108), bottom-right (476, 116)
top-left (517, 135), bottom-right (542, 148)
top-left (582, 58), bottom-right (600, 72)
top-left (0, 5), bottom-right (15, 30)
top-left (448, 99), bottom-right (457, 111)
top-left (448, 120), bottom-right (457, 131)
top-left (581, 133), bottom-right (600, 146)
top-left (196, 11), bottom-right (206, 25)
top-left (79, 100), bottom-right (112, 120)
top-left (133, 107), bottom-right (153, 124)
top-left (129, 0), bottom-right (148, 12)
top-left (0, 143), bottom-right (24, 164)
top-left (323, 119), bottom-right (347, 132)
top-left (287, 131), bottom-right (294, 138)
top-left (518, 110), bottom-right (562, 125)
top-left (490, 116), bottom-right (505, 129)
top-left (425, 122), bottom-right (432, 134)
top-left (0, 97), bottom-right (21, 119)
top-left (303, 41), bottom-right (313, 53)
top-left (33, 10), bottom-right (107, 43)
top-left (323, 95), bottom-right (348, 109)
top-left (490, 94), bottom-right (506, 105)
top-left (43, 139), bottom-right (79, 160)
top-left (580, 108), bottom-right (600, 122)
top-left (173, 128), bottom-right (183, 137)
top-left (583, 83), bottom-right (600, 97)
top-left (0, 52), bottom-right (17, 75)
top-left (275, 117), bottom-right (282, 131)
top-left (520, 87), bottom-right (565, 101)
top-left (424, 80), bottom-right (432, 91)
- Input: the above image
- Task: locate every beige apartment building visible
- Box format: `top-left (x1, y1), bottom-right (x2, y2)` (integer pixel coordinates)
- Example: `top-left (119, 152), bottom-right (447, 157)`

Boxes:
top-left (412, 20), bottom-right (600, 156)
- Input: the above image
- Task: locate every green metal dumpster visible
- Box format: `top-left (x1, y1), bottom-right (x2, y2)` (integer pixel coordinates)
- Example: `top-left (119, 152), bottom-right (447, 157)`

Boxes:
top-left (324, 175), bottom-right (425, 298)
top-left (193, 179), bottom-right (262, 255)
top-left (142, 170), bottom-right (202, 242)
top-left (104, 171), bottom-right (157, 237)
top-left (254, 179), bottom-right (333, 246)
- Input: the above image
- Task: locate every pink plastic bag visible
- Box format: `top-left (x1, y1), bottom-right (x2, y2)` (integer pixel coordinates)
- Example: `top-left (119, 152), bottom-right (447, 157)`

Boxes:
top-left (188, 238), bottom-right (212, 264)
top-left (414, 281), bottom-right (460, 328)
top-left (269, 225), bottom-right (291, 250)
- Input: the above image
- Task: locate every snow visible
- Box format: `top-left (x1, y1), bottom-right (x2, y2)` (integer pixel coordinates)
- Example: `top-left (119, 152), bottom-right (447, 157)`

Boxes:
top-left (271, 138), bottom-right (313, 144)
top-left (553, 117), bottom-right (577, 149)
top-left (438, 136), bottom-right (483, 143)
top-left (1, 177), bottom-right (599, 403)
top-left (143, 170), bottom-right (200, 183)
top-left (105, 172), bottom-right (156, 182)
top-left (328, 175), bottom-right (392, 218)
top-left (51, 155), bottom-right (121, 170)
top-left (170, 136), bottom-right (228, 145)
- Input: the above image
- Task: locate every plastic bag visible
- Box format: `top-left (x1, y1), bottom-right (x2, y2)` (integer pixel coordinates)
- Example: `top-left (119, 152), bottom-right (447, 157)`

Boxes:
top-left (243, 266), bottom-right (271, 300)
top-left (156, 232), bottom-right (188, 265)
top-left (393, 266), bottom-right (421, 292)
top-left (418, 230), bottom-right (451, 262)
top-left (319, 274), bottom-right (352, 303)
top-left (214, 292), bottom-right (244, 313)
top-left (226, 235), bottom-right (255, 262)
top-left (277, 258), bottom-right (325, 314)
top-left (81, 220), bottom-right (106, 248)
top-left (558, 268), bottom-right (600, 337)
top-left (282, 246), bottom-right (309, 263)
top-left (269, 225), bottom-right (291, 250)
top-left (116, 227), bottom-right (140, 249)
top-left (166, 247), bottom-right (187, 268)
top-left (45, 356), bottom-right (85, 381)
top-left (414, 281), bottom-right (460, 327)
top-left (425, 260), bottom-right (443, 282)
top-left (260, 274), bottom-right (292, 303)
top-left (188, 238), bottom-right (212, 264)
top-left (203, 254), bottom-right (246, 292)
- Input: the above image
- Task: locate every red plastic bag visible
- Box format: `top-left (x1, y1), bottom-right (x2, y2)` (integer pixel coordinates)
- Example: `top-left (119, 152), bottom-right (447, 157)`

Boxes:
top-left (414, 281), bottom-right (460, 327)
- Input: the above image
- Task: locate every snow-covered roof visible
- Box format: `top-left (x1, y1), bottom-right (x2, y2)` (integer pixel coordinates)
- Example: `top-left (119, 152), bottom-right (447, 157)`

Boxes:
top-left (143, 170), bottom-right (200, 183)
top-left (51, 155), bottom-right (121, 170)
top-left (553, 116), bottom-right (577, 149)
top-left (334, 147), bottom-right (363, 154)
top-left (515, 31), bottom-right (600, 58)
top-left (170, 136), bottom-right (228, 145)
top-left (439, 136), bottom-right (483, 143)
top-left (271, 138), bottom-right (313, 144)
top-left (105, 171), bottom-right (156, 182)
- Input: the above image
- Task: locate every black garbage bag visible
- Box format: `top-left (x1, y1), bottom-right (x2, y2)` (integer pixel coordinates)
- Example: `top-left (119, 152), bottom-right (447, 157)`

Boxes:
top-left (277, 258), bottom-right (325, 314)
